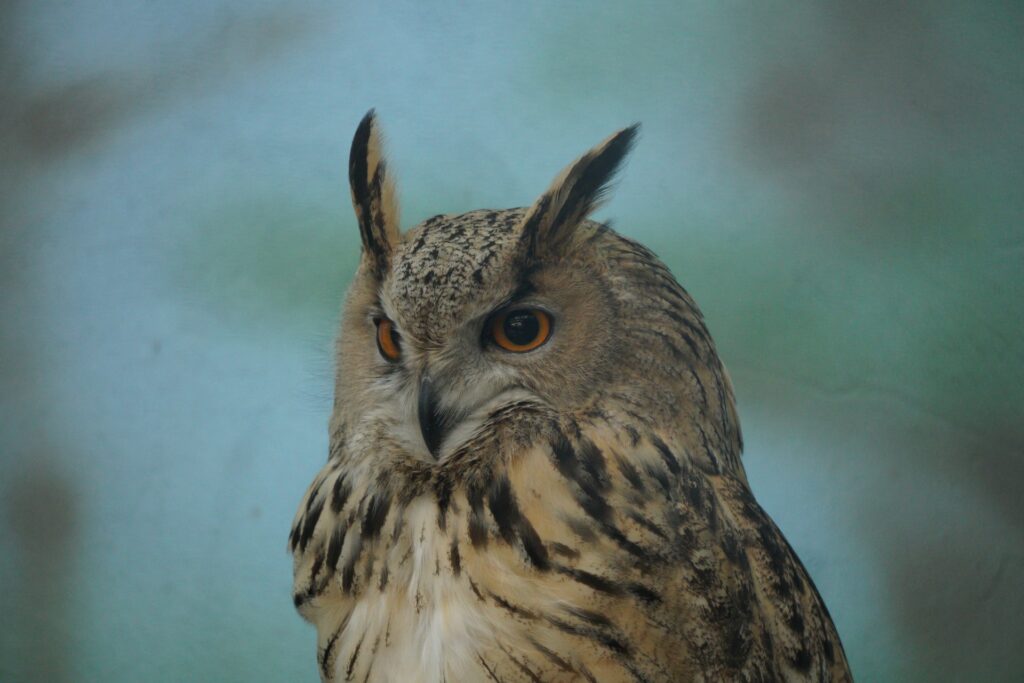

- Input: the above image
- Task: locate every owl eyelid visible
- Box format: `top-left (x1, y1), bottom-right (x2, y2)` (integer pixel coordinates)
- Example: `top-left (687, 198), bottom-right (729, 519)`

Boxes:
top-left (488, 298), bottom-right (552, 318)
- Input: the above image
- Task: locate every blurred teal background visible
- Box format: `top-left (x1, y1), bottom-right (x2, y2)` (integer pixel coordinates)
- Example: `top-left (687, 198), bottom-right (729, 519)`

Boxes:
top-left (1, 1), bottom-right (1021, 681)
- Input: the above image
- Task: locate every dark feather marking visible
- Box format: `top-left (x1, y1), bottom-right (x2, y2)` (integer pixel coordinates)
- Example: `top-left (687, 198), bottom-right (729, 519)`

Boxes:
top-left (342, 562), bottom-right (356, 594)
top-left (550, 430), bottom-right (579, 479)
top-left (678, 330), bottom-right (702, 361)
top-left (378, 563), bottom-right (389, 590)
top-left (640, 328), bottom-right (687, 362)
top-left (518, 126), bottom-right (637, 264)
top-left (450, 537), bottom-right (461, 576)
top-left (577, 437), bottom-right (611, 492)
top-left (753, 516), bottom-right (793, 598)
top-left (598, 524), bottom-right (643, 561)
top-left (550, 541), bottom-right (581, 559)
top-left (308, 552), bottom-right (324, 585)
top-left (306, 477), bottom-right (326, 512)
top-left (792, 646), bottom-right (813, 673)
top-left (487, 476), bottom-right (521, 545)
top-left (564, 515), bottom-right (599, 542)
top-left (517, 194), bottom-right (551, 262)
top-left (644, 462), bottom-right (672, 495)
top-left (788, 610), bottom-right (805, 635)
top-left (624, 662), bottom-right (655, 683)
top-left (705, 483), bottom-right (722, 532)
top-left (466, 575), bottom-right (485, 602)
top-left (551, 125), bottom-right (639, 234)
top-left (369, 161), bottom-right (387, 233)
top-left (719, 592), bottom-right (755, 668)
top-left (653, 300), bottom-right (707, 341)
top-left (681, 468), bottom-right (706, 511)
top-left (697, 425), bottom-right (720, 472)
top-left (488, 591), bottom-right (538, 620)
top-left (517, 518), bottom-right (551, 570)
top-left (349, 113), bottom-right (372, 215)
top-left (546, 613), bottom-right (632, 657)
top-left (361, 493), bottom-right (390, 540)
top-left (721, 533), bottom-right (748, 568)
top-left (529, 638), bottom-right (575, 673)
top-left (435, 478), bottom-right (453, 530)
top-left (349, 110), bottom-right (390, 278)
top-left (687, 366), bottom-right (708, 408)
top-left (627, 582), bottom-right (662, 604)
top-left (486, 467), bottom-right (551, 569)
top-left (735, 484), bottom-right (842, 676)
top-left (551, 430), bottom-right (658, 562)
top-left (550, 431), bottom-right (613, 524)
top-left (650, 436), bottom-right (681, 476)
top-left (390, 507), bottom-right (406, 542)
top-left (615, 454), bottom-right (646, 493)
top-left (552, 438), bottom-right (655, 565)
top-left (299, 497), bottom-right (325, 552)
top-left (331, 474), bottom-right (352, 513)
top-left (559, 564), bottom-right (660, 604)
top-left (503, 647), bottom-right (544, 683)
top-left (293, 563), bottom-right (331, 608)
top-left (319, 623), bottom-right (344, 680)
top-left (624, 424), bottom-right (641, 446)
top-left (341, 534), bottom-right (362, 594)
top-left (822, 631), bottom-right (835, 664)
top-left (362, 658), bottom-right (375, 683)
top-left (714, 366), bottom-right (742, 459)
top-left (345, 630), bottom-right (366, 681)
top-left (477, 654), bottom-right (504, 683)
top-left (632, 276), bottom-right (689, 307)
top-left (556, 565), bottom-right (624, 595)
top-left (509, 277), bottom-right (538, 304)
top-left (467, 484), bottom-right (489, 547)
top-left (565, 605), bottom-right (613, 628)
top-left (626, 509), bottom-right (668, 540)
top-left (532, 639), bottom-right (599, 682)
top-left (677, 312), bottom-right (711, 346)
top-left (326, 524), bottom-right (346, 570)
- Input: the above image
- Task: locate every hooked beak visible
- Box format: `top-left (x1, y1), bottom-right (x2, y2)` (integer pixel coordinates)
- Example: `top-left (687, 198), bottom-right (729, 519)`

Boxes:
top-left (418, 375), bottom-right (449, 459)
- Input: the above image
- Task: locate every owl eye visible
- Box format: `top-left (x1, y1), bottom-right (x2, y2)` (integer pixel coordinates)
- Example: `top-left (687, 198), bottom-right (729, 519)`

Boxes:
top-left (375, 318), bottom-right (402, 362)
top-left (489, 308), bottom-right (552, 353)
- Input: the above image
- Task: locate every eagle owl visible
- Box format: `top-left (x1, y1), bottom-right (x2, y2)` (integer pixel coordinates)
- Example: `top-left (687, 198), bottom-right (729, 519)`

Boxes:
top-left (289, 111), bottom-right (853, 682)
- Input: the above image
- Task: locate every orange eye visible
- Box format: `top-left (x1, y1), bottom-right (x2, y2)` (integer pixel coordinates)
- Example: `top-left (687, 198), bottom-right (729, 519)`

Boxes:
top-left (375, 318), bottom-right (402, 362)
top-left (490, 309), bottom-right (552, 353)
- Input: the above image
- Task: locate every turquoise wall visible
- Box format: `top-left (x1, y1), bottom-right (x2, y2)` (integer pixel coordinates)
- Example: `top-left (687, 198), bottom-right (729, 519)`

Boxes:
top-left (1, 2), bottom-right (1021, 680)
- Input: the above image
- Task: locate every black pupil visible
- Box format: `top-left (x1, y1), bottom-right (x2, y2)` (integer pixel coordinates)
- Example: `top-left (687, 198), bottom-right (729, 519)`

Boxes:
top-left (503, 311), bottom-right (540, 345)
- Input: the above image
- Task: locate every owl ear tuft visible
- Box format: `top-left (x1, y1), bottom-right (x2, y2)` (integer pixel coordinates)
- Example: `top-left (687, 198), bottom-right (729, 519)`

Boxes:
top-left (349, 109), bottom-right (401, 278)
top-left (517, 124), bottom-right (639, 262)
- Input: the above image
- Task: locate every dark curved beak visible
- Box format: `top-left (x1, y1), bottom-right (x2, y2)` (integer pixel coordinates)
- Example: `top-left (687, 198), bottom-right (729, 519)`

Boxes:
top-left (418, 375), bottom-right (448, 459)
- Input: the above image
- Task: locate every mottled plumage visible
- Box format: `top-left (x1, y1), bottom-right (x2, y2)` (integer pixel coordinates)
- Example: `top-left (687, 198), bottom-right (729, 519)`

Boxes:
top-left (289, 111), bottom-right (852, 682)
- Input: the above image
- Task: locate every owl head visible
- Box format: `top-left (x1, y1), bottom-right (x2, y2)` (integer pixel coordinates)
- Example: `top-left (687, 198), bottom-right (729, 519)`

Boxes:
top-left (331, 111), bottom-right (739, 467)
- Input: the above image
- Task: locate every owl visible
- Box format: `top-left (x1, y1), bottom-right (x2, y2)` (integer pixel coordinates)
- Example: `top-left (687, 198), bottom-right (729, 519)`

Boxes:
top-left (289, 111), bottom-right (853, 682)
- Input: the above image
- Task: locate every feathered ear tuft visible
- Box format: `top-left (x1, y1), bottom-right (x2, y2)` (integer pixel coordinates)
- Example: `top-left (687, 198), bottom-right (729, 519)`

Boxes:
top-left (349, 109), bottom-right (401, 278)
top-left (517, 124), bottom-right (639, 262)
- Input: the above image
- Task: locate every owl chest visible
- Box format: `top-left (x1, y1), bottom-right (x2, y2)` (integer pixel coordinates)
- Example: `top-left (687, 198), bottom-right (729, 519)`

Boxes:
top-left (322, 501), bottom-right (502, 683)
